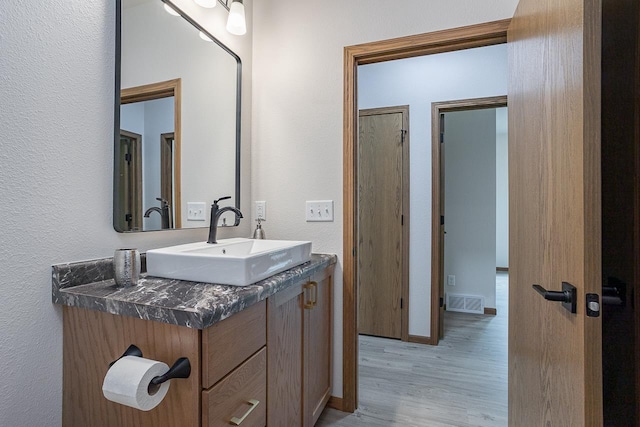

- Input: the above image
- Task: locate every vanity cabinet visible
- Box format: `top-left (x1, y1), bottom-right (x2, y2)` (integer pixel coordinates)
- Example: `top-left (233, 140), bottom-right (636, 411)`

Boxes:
top-left (61, 264), bottom-right (333, 427)
top-left (267, 266), bottom-right (333, 427)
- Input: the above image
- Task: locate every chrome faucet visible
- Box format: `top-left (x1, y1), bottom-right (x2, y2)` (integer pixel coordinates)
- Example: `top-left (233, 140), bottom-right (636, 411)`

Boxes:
top-left (207, 196), bottom-right (243, 244)
top-left (144, 198), bottom-right (172, 229)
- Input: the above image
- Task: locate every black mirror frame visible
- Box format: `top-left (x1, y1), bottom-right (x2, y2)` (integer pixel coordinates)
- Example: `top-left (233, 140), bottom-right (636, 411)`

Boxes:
top-left (113, 0), bottom-right (242, 232)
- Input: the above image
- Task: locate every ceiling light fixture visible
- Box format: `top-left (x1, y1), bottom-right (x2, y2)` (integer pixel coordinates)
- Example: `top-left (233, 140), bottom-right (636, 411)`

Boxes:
top-left (194, 0), bottom-right (217, 8)
top-left (226, 0), bottom-right (246, 35)
top-left (192, 0), bottom-right (247, 36)
top-left (163, 3), bottom-right (180, 16)
top-left (199, 31), bottom-right (213, 42)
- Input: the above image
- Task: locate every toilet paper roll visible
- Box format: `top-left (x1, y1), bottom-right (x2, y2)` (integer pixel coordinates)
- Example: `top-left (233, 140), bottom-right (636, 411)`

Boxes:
top-left (102, 356), bottom-right (170, 411)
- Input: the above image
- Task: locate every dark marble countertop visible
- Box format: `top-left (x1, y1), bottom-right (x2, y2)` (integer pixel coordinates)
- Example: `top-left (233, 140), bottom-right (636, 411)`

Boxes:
top-left (52, 253), bottom-right (336, 329)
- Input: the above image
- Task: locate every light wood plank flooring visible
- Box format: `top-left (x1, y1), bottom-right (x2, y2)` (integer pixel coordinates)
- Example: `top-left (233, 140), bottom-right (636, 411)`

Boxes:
top-left (318, 273), bottom-right (508, 427)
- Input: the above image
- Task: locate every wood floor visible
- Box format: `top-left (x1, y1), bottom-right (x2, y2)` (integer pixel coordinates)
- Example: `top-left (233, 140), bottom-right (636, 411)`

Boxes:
top-left (318, 273), bottom-right (508, 427)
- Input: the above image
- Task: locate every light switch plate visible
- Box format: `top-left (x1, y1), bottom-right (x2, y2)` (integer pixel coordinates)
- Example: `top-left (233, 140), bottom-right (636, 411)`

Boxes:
top-left (306, 200), bottom-right (334, 222)
top-left (447, 275), bottom-right (456, 286)
top-left (187, 202), bottom-right (206, 221)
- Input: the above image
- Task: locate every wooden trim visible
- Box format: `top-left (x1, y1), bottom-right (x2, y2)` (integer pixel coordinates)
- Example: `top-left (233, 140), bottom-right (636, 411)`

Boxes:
top-left (496, 267), bottom-right (509, 272)
top-left (121, 78), bottom-right (182, 228)
top-left (342, 19), bottom-right (510, 413)
top-left (161, 132), bottom-right (175, 228)
top-left (327, 396), bottom-right (343, 411)
top-left (408, 335), bottom-right (433, 345)
top-left (430, 95), bottom-right (507, 346)
top-left (119, 130), bottom-right (143, 231)
top-left (484, 308), bottom-right (497, 316)
top-left (173, 79), bottom-right (182, 228)
top-left (358, 106), bottom-right (410, 342)
top-left (121, 78), bottom-right (180, 104)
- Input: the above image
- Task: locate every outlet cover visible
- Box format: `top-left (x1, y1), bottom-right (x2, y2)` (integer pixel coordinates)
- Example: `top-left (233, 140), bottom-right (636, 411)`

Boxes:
top-left (255, 201), bottom-right (266, 220)
top-left (187, 202), bottom-right (206, 221)
top-left (447, 275), bottom-right (456, 286)
top-left (306, 200), bottom-right (334, 222)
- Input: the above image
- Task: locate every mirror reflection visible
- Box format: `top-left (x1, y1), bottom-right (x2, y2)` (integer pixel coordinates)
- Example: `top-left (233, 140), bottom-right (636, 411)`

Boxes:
top-left (114, 0), bottom-right (241, 232)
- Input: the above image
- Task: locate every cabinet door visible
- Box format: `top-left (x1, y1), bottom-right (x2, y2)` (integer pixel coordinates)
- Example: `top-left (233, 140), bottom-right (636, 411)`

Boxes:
top-left (267, 281), bottom-right (307, 427)
top-left (304, 268), bottom-right (333, 426)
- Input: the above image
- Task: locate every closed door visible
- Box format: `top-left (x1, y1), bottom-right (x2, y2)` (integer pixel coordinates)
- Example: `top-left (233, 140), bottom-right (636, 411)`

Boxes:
top-left (358, 107), bottom-right (408, 340)
top-left (508, 0), bottom-right (602, 424)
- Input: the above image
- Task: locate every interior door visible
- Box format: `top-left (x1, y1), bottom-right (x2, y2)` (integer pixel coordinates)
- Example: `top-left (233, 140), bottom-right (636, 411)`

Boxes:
top-left (358, 107), bottom-right (407, 339)
top-left (508, 0), bottom-right (602, 425)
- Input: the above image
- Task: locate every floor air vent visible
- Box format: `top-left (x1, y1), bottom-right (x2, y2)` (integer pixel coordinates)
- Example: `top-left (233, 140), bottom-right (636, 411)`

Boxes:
top-left (446, 293), bottom-right (485, 314)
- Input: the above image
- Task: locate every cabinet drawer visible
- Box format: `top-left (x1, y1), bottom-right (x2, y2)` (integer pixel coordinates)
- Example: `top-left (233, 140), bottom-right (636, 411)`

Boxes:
top-left (202, 347), bottom-right (266, 427)
top-left (202, 300), bottom-right (266, 388)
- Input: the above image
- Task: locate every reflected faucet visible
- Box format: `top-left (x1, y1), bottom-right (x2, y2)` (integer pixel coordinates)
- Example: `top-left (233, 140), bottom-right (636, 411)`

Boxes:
top-left (207, 196), bottom-right (243, 244)
top-left (144, 198), bottom-right (172, 229)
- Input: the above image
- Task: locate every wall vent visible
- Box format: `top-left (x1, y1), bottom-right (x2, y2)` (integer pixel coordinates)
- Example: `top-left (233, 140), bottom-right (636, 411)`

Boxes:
top-left (446, 293), bottom-right (485, 314)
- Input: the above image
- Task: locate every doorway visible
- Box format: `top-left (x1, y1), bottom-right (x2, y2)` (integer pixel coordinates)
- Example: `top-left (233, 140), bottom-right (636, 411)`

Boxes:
top-left (342, 20), bottom-right (511, 411)
top-left (430, 96), bottom-right (507, 344)
top-left (357, 106), bottom-right (410, 341)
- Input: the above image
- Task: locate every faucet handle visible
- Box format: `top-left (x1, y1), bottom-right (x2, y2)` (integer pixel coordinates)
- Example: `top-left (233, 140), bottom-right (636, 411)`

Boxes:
top-left (213, 196), bottom-right (232, 205)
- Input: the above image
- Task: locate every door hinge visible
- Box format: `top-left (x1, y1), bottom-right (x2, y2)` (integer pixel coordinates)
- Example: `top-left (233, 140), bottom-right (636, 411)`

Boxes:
top-left (401, 215), bottom-right (404, 225)
top-left (440, 132), bottom-right (444, 143)
top-left (352, 248), bottom-right (356, 257)
top-left (400, 298), bottom-right (403, 309)
top-left (125, 213), bottom-right (132, 223)
top-left (125, 153), bottom-right (132, 163)
top-left (440, 215), bottom-right (444, 225)
top-left (440, 297), bottom-right (444, 308)
top-left (401, 129), bottom-right (407, 144)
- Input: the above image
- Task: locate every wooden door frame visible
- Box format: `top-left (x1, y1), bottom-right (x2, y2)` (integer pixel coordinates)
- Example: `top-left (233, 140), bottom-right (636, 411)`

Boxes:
top-left (160, 132), bottom-right (177, 228)
top-left (121, 78), bottom-right (182, 228)
top-left (342, 19), bottom-right (510, 413)
top-left (119, 130), bottom-right (143, 231)
top-left (430, 95), bottom-right (507, 345)
top-left (358, 106), bottom-right (410, 342)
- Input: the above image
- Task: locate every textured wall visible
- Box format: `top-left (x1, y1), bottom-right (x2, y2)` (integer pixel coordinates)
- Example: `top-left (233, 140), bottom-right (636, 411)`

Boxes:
top-left (252, 0), bottom-right (518, 396)
top-left (0, 0), bottom-right (252, 424)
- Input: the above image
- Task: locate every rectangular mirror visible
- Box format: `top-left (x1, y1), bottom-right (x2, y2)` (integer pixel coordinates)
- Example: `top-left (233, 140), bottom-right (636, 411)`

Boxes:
top-left (114, 0), bottom-right (241, 232)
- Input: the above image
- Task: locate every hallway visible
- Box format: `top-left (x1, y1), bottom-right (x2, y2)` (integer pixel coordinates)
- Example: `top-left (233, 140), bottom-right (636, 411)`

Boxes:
top-left (318, 273), bottom-right (508, 426)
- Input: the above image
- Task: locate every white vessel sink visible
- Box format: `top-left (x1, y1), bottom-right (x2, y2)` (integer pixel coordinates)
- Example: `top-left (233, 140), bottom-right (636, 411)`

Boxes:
top-left (146, 238), bottom-right (312, 286)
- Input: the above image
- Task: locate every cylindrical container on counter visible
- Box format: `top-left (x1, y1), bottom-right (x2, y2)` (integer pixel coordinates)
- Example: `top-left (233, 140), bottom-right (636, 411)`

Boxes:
top-left (113, 248), bottom-right (141, 287)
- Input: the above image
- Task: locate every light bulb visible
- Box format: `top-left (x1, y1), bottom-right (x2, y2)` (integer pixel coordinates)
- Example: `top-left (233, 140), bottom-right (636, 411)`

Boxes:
top-left (163, 3), bottom-right (180, 16)
top-left (226, 0), bottom-right (246, 35)
top-left (199, 31), bottom-right (213, 42)
top-left (194, 0), bottom-right (217, 8)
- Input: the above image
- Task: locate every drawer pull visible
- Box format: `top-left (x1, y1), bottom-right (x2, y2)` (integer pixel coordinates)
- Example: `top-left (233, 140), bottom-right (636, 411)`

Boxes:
top-left (311, 281), bottom-right (318, 307)
top-left (230, 399), bottom-right (260, 425)
top-left (303, 283), bottom-right (315, 309)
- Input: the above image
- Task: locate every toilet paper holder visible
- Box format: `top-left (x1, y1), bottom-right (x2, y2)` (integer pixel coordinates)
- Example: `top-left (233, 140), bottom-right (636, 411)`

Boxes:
top-left (109, 344), bottom-right (191, 392)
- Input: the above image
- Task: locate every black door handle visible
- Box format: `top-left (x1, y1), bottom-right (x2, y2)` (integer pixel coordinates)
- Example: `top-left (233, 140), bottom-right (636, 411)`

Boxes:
top-left (532, 282), bottom-right (577, 314)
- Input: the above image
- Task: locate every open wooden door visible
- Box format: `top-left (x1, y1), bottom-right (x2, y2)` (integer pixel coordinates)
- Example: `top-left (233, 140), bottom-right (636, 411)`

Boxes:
top-left (508, 0), bottom-right (602, 425)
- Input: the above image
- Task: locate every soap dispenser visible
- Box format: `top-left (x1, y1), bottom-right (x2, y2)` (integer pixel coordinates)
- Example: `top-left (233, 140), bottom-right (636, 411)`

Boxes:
top-left (252, 219), bottom-right (266, 239)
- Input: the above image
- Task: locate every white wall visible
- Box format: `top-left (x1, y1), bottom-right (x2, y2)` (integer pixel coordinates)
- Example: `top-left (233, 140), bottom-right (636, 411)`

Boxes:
top-left (0, 0), bottom-right (252, 424)
top-left (358, 45), bottom-right (507, 335)
top-left (443, 109), bottom-right (497, 309)
top-left (252, 0), bottom-right (518, 398)
top-left (496, 107), bottom-right (509, 268)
